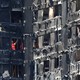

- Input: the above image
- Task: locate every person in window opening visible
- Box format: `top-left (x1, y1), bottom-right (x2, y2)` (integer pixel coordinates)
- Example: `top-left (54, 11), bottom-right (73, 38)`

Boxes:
top-left (11, 40), bottom-right (17, 50)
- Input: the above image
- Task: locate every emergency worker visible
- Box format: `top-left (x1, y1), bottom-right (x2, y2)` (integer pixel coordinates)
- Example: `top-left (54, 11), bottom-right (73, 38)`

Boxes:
top-left (11, 40), bottom-right (17, 50)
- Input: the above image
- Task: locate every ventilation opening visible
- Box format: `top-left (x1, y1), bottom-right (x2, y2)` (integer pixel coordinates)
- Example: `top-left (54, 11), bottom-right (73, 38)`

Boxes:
top-left (11, 11), bottom-right (22, 23)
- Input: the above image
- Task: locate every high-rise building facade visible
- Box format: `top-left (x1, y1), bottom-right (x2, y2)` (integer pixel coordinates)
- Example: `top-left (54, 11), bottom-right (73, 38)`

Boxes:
top-left (0, 0), bottom-right (24, 80)
top-left (0, 0), bottom-right (80, 80)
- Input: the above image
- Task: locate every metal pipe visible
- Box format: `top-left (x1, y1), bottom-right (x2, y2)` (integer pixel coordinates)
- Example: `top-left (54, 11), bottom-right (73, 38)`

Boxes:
top-left (35, 60), bottom-right (37, 80)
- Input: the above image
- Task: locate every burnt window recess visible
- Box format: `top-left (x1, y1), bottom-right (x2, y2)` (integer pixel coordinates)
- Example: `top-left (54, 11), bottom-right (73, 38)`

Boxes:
top-left (0, 65), bottom-right (3, 77)
top-left (37, 64), bottom-right (39, 75)
top-left (33, 10), bottom-right (38, 21)
top-left (76, 0), bottom-right (80, 11)
top-left (30, 61), bottom-right (35, 80)
top-left (58, 4), bottom-right (62, 16)
top-left (54, 57), bottom-right (59, 68)
top-left (58, 30), bottom-right (62, 41)
top-left (18, 65), bottom-right (24, 78)
top-left (75, 75), bottom-right (80, 80)
top-left (11, 11), bottom-right (22, 23)
top-left (55, 30), bottom-right (62, 43)
top-left (11, 65), bottom-right (18, 77)
top-left (55, 31), bottom-right (58, 43)
top-left (68, 28), bottom-right (72, 39)
top-left (11, 38), bottom-right (23, 50)
top-left (74, 49), bottom-right (80, 61)
top-left (54, 5), bottom-right (58, 17)
top-left (59, 56), bottom-right (62, 67)
top-left (11, 65), bottom-right (23, 78)
top-left (49, 0), bottom-right (53, 6)
top-left (37, 0), bottom-right (41, 8)
top-left (38, 23), bottom-right (41, 30)
top-left (54, 4), bottom-right (62, 17)
top-left (43, 8), bottom-right (49, 20)
top-left (43, 60), bottom-right (49, 72)
top-left (43, 33), bottom-right (50, 46)
top-left (33, 37), bottom-right (39, 48)
top-left (66, 53), bottom-right (70, 64)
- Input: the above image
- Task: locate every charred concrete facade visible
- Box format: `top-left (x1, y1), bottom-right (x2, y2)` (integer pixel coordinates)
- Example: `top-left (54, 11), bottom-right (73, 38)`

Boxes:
top-left (67, 0), bottom-right (80, 80)
top-left (33, 0), bottom-right (80, 80)
top-left (0, 0), bottom-right (80, 80)
top-left (33, 0), bottom-right (63, 80)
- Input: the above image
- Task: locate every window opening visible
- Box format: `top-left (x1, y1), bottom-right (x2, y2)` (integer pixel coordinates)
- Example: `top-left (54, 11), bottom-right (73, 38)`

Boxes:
top-left (43, 33), bottom-right (50, 46)
top-left (43, 8), bottom-right (49, 20)
top-left (43, 60), bottom-right (49, 72)
top-left (11, 11), bottom-right (22, 23)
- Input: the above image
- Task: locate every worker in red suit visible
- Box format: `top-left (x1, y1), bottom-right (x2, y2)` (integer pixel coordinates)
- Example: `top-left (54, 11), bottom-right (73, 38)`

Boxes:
top-left (11, 40), bottom-right (17, 50)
